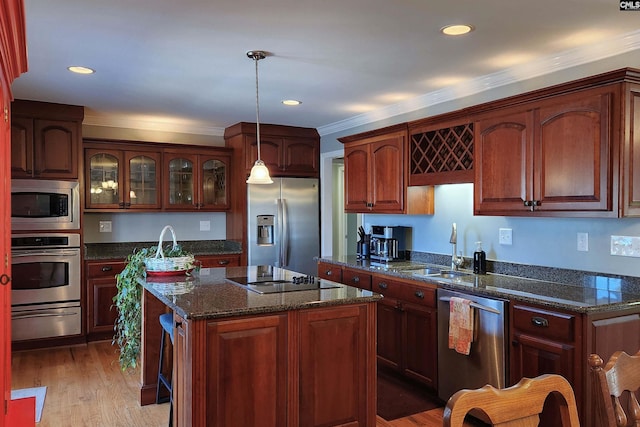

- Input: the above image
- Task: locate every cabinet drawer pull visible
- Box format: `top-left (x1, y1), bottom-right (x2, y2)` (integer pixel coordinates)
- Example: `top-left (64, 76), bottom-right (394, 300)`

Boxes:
top-left (325, 270), bottom-right (332, 276)
top-left (217, 260), bottom-right (230, 265)
top-left (101, 266), bottom-right (113, 272)
top-left (414, 290), bottom-right (424, 299)
top-left (531, 316), bottom-right (549, 328)
top-left (378, 282), bottom-right (388, 290)
top-left (352, 276), bottom-right (360, 283)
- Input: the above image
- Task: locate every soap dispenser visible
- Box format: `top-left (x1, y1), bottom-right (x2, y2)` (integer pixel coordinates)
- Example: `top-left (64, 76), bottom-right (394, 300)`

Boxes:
top-left (473, 241), bottom-right (486, 274)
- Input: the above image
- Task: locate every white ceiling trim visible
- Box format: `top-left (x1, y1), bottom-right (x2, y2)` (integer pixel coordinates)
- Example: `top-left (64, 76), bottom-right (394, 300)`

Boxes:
top-left (317, 29), bottom-right (640, 137)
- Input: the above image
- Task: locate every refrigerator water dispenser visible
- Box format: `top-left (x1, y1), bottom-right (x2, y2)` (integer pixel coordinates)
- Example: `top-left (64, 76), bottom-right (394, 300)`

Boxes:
top-left (257, 215), bottom-right (274, 246)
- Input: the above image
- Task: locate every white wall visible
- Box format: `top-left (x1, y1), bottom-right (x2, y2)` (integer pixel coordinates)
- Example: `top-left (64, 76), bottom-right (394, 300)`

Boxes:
top-left (361, 184), bottom-right (640, 278)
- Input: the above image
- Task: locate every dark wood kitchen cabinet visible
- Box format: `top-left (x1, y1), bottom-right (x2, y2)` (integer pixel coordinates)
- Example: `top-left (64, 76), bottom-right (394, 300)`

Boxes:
top-left (11, 100), bottom-right (84, 179)
top-left (163, 147), bottom-right (231, 211)
top-left (84, 141), bottom-right (162, 211)
top-left (340, 124), bottom-right (406, 214)
top-left (85, 259), bottom-right (126, 341)
top-left (224, 121), bottom-right (320, 178)
top-left (173, 303), bottom-right (377, 427)
top-left (475, 85), bottom-right (616, 216)
top-left (372, 275), bottom-right (437, 388)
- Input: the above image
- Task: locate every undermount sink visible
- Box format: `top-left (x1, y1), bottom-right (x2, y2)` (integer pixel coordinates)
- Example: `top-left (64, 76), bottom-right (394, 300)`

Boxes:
top-left (408, 268), bottom-right (473, 279)
top-left (438, 270), bottom-right (473, 279)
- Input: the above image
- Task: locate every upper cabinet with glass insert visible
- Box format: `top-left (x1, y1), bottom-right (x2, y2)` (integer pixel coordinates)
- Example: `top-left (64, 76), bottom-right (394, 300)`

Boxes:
top-left (84, 140), bottom-right (231, 212)
top-left (84, 142), bottom-right (161, 211)
top-left (162, 148), bottom-right (230, 211)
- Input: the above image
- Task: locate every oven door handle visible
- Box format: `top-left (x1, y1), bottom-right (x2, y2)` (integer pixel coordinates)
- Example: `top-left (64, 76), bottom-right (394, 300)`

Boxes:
top-left (11, 249), bottom-right (79, 258)
top-left (12, 310), bottom-right (78, 319)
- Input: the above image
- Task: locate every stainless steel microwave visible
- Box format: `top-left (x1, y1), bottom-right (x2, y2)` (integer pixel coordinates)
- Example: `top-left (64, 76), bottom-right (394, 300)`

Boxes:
top-left (11, 179), bottom-right (80, 230)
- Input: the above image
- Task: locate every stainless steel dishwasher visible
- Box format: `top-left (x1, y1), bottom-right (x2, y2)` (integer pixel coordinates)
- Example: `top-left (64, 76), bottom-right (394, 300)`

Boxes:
top-left (437, 287), bottom-right (508, 402)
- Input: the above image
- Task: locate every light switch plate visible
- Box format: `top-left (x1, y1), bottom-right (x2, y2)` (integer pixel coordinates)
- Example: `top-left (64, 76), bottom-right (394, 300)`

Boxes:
top-left (200, 220), bottom-right (211, 231)
top-left (577, 232), bottom-right (589, 252)
top-left (611, 235), bottom-right (640, 257)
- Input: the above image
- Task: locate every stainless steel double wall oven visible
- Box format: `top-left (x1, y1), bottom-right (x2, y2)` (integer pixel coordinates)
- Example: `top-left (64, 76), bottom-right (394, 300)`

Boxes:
top-left (10, 179), bottom-right (82, 342)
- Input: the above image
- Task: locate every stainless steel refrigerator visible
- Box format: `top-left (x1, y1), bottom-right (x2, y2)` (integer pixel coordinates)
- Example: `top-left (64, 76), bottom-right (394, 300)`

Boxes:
top-left (247, 177), bottom-right (320, 276)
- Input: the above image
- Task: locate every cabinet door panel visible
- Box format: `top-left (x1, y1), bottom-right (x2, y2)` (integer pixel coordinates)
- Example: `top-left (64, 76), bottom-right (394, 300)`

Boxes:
top-left (126, 152), bottom-right (161, 209)
top-left (207, 314), bottom-right (288, 427)
top-left (34, 119), bottom-right (78, 178)
top-left (85, 149), bottom-right (123, 209)
top-left (10, 116), bottom-right (32, 177)
top-left (403, 302), bottom-right (437, 387)
top-left (376, 297), bottom-right (402, 370)
top-left (344, 145), bottom-right (370, 212)
top-left (624, 86), bottom-right (640, 216)
top-left (246, 137), bottom-right (282, 172)
top-left (536, 90), bottom-right (612, 210)
top-left (370, 139), bottom-right (403, 212)
top-left (164, 154), bottom-right (197, 209)
top-left (511, 333), bottom-right (575, 384)
top-left (199, 155), bottom-right (229, 210)
top-left (282, 138), bottom-right (319, 176)
top-left (475, 111), bottom-right (533, 213)
top-left (299, 305), bottom-right (368, 427)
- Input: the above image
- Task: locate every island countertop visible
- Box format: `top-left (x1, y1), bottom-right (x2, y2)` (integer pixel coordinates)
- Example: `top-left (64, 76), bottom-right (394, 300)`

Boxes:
top-left (139, 265), bottom-right (382, 320)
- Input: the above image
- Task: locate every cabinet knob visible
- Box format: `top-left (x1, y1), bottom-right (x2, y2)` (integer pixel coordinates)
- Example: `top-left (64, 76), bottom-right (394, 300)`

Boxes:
top-left (325, 270), bottom-right (332, 276)
top-left (378, 282), bottom-right (388, 290)
top-left (414, 290), bottom-right (424, 299)
top-left (101, 266), bottom-right (113, 272)
top-left (118, 202), bottom-right (125, 208)
top-left (352, 276), bottom-right (360, 283)
top-left (217, 260), bottom-right (229, 265)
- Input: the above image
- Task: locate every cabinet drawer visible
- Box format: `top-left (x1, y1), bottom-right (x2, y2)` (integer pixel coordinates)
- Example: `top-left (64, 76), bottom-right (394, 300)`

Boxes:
top-left (398, 283), bottom-right (436, 308)
top-left (317, 262), bottom-right (342, 282)
top-left (372, 276), bottom-right (404, 300)
top-left (196, 254), bottom-right (240, 268)
top-left (86, 260), bottom-right (126, 278)
top-left (512, 304), bottom-right (576, 342)
top-left (342, 268), bottom-right (372, 290)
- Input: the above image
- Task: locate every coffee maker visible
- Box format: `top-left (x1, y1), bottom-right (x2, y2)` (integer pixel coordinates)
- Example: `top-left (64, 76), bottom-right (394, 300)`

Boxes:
top-left (369, 226), bottom-right (408, 263)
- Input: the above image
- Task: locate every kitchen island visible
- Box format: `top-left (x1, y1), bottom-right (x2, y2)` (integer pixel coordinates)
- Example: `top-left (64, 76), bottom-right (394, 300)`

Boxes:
top-left (139, 265), bottom-right (382, 427)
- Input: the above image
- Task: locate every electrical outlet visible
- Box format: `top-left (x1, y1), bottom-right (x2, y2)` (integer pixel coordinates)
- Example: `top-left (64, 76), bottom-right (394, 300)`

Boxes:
top-left (499, 228), bottom-right (512, 245)
top-left (200, 220), bottom-right (210, 231)
top-left (577, 232), bottom-right (589, 252)
top-left (99, 221), bottom-right (112, 233)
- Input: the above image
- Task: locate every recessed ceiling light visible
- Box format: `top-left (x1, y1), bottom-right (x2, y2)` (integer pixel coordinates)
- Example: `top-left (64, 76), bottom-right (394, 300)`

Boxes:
top-left (441, 25), bottom-right (474, 36)
top-left (282, 100), bottom-right (301, 106)
top-left (67, 66), bottom-right (95, 74)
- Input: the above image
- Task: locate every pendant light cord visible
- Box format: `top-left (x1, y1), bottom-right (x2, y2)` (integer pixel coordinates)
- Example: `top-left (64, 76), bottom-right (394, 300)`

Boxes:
top-left (254, 55), bottom-right (261, 162)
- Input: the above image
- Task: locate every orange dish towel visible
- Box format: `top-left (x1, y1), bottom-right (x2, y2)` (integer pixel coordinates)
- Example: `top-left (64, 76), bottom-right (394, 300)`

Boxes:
top-left (448, 296), bottom-right (474, 355)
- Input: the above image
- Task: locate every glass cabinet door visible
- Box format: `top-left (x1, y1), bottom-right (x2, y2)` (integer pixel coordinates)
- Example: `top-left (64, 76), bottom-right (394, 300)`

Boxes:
top-left (127, 152), bottom-right (160, 208)
top-left (201, 158), bottom-right (228, 208)
top-left (166, 156), bottom-right (196, 208)
top-left (86, 149), bottom-right (122, 208)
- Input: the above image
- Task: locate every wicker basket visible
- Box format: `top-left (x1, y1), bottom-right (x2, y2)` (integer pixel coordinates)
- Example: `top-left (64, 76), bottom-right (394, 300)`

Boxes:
top-left (144, 225), bottom-right (195, 274)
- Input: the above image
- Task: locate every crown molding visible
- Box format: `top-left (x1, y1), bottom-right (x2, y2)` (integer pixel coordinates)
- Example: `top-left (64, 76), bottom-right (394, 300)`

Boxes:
top-left (317, 29), bottom-right (640, 137)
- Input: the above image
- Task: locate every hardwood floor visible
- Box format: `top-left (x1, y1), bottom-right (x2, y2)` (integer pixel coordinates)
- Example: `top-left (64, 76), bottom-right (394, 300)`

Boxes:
top-left (12, 341), bottom-right (472, 427)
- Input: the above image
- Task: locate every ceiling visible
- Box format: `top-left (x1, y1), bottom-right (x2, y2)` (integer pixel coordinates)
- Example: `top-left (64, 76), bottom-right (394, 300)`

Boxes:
top-left (10, 0), bottom-right (640, 137)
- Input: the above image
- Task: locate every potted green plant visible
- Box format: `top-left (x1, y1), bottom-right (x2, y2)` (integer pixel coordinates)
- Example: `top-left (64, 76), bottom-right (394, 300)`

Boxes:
top-left (113, 241), bottom-right (194, 371)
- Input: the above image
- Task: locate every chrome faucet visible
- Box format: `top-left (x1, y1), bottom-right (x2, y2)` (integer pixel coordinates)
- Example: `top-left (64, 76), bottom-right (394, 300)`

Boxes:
top-left (449, 223), bottom-right (464, 270)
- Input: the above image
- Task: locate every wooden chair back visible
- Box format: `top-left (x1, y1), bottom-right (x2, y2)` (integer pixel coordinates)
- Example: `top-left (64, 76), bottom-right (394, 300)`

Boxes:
top-left (442, 373), bottom-right (581, 427)
top-left (589, 350), bottom-right (640, 427)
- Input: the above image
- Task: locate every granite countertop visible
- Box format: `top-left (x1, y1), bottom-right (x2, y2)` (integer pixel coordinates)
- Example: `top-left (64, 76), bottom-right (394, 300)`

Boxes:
top-left (84, 240), bottom-right (242, 260)
top-left (140, 265), bottom-right (382, 320)
top-left (318, 256), bottom-right (640, 314)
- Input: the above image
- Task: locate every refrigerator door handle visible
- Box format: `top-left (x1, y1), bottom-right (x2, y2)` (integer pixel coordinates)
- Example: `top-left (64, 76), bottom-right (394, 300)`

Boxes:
top-left (279, 198), bottom-right (289, 267)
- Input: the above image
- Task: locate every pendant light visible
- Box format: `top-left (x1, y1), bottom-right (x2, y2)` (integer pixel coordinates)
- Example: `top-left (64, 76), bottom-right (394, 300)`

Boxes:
top-left (246, 50), bottom-right (273, 184)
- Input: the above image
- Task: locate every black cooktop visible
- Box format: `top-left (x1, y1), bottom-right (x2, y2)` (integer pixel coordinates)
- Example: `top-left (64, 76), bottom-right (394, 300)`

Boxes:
top-left (227, 276), bottom-right (342, 294)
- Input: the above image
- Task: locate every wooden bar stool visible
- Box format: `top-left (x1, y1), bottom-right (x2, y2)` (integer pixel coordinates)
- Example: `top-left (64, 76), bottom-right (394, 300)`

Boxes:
top-left (156, 313), bottom-right (174, 425)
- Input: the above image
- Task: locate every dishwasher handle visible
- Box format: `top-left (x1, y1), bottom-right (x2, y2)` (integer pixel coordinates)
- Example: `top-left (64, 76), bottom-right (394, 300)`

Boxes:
top-left (439, 296), bottom-right (501, 314)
